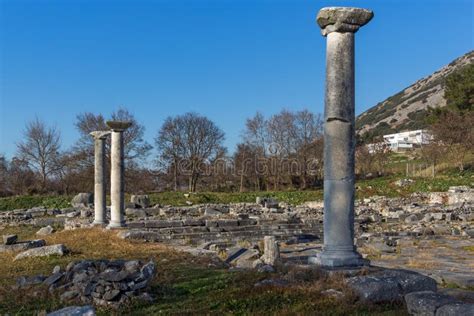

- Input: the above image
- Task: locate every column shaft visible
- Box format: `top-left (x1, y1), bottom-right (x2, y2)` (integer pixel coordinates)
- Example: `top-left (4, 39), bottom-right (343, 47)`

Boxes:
top-left (323, 32), bottom-right (356, 252)
top-left (109, 131), bottom-right (125, 227)
top-left (93, 138), bottom-right (107, 224)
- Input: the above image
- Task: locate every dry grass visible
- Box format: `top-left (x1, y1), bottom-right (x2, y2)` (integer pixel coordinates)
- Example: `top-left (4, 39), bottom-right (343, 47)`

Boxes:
top-left (0, 226), bottom-right (406, 315)
top-left (0, 227), bottom-right (191, 284)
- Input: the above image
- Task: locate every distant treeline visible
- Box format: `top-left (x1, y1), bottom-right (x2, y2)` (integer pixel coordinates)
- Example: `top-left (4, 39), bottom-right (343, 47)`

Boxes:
top-left (0, 64), bottom-right (472, 196)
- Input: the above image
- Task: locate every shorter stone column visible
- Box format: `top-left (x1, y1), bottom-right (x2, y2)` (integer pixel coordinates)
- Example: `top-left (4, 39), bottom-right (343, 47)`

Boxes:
top-left (90, 131), bottom-right (111, 225)
top-left (106, 121), bottom-right (132, 228)
top-left (262, 236), bottom-right (280, 266)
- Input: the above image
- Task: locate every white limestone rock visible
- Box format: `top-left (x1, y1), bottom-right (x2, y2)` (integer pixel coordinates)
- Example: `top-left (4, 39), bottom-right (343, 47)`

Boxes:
top-left (14, 244), bottom-right (69, 261)
top-left (36, 225), bottom-right (54, 236)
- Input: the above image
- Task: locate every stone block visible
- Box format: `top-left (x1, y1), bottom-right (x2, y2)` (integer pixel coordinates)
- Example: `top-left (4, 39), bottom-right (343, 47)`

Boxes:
top-left (14, 244), bottom-right (69, 261)
top-left (182, 219), bottom-right (205, 226)
top-left (145, 220), bottom-right (182, 228)
top-left (216, 219), bottom-right (240, 227)
top-left (204, 208), bottom-right (223, 216)
top-left (405, 291), bottom-right (456, 316)
top-left (347, 275), bottom-right (402, 303)
top-left (71, 193), bottom-right (93, 208)
top-left (130, 195), bottom-right (150, 208)
top-left (436, 303), bottom-right (474, 316)
top-left (238, 219), bottom-right (258, 226)
top-left (0, 239), bottom-right (46, 253)
top-left (36, 225), bottom-right (54, 236)
top-left (47, 305), bottom-right (96, 316)
top-left (3, 234), bottom-right (17, 245)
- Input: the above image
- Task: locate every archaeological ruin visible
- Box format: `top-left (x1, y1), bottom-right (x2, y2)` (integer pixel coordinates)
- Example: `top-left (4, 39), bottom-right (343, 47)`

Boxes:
top-left (1, 6), bottom-right (473, 316)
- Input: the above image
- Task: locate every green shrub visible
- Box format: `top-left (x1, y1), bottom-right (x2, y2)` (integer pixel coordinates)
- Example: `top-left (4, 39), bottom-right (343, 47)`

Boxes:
top-left (0, 195), bottom-right (70, 211)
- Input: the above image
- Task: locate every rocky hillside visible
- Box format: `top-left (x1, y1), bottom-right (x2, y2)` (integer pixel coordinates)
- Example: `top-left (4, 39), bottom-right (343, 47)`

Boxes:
top-left (356, 51), bottom-right (473, 140)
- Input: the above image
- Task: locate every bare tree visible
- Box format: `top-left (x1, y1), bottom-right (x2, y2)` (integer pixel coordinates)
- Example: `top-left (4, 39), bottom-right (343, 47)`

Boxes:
top-left (74, 107), bottom-right (152, 166)
top-left (243, 112), bottom-right (268, 190)
top-left (7, 157), bottom-right (37, 195)
top-left (155, 117), bottom-right (184, 191)
top-left (16, 118), bottom-right (62, 189)
top-left (294, 110), bottom-right (323, 188)
top-left (267, 110), bottom-right (296, 190)
top-left (241, 109), bottom-right (324, 190)
top-left (233, 143), bottom-right (258, 192)
top-left (0, 155), bottom-right (10, 196)
top-left (355, 141), bottom-right (390, 178)
top-left (429, 111), bottom-right (474, 171)
top-left (156, 112), bottom-right (226, 192)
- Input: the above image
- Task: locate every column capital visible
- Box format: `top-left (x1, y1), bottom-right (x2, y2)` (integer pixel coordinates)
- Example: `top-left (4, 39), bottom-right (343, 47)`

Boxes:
top-left (317, 7), bottom-right (373, 36)
top-left (90, 130), bottom-right (111, 140)
top-left (106, 121), bottom-right (132, 132)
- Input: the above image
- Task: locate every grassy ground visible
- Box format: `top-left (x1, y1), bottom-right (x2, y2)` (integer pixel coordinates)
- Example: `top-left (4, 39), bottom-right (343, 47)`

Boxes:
top-left (0, 227), bottom-right (405, 315)
top-left (0, 171), bottom-right (472, 211)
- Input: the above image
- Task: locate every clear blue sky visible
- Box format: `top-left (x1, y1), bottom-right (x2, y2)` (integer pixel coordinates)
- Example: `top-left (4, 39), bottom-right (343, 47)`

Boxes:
top-left (1, 0), bottom-right (472, 159)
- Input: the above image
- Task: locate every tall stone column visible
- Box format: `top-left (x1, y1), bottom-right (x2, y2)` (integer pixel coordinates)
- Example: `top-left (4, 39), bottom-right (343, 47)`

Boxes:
top-left (90, 131), bottom-right (110, 225)
top-left (310, 7), bottom-right (373, 267)
top-left (106, 121), bottom-right (132, 228)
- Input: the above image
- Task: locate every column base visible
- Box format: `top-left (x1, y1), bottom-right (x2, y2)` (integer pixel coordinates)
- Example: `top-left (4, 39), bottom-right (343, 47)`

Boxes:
top-left (92, 220), bottom-right (107, 226)
top-left (309, 250), bottom-right (369, 267)
top-left (106, 221), bottom-right (127, 229)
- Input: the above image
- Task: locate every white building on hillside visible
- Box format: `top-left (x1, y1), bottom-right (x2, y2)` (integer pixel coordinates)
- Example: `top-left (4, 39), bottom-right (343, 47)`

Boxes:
top-left (382, 129), bottom-right (431, 151)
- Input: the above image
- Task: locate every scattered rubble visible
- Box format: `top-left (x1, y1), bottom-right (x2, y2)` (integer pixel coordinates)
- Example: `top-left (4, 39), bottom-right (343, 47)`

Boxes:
top-left (16, 259), bottom-right (156, 309)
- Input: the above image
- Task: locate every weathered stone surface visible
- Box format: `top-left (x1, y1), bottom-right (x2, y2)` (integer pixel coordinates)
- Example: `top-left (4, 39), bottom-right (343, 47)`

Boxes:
top-left (125, 208), bottom-right (147, 218)
top-left (47, 305), bottom-right (96, 316)
top-left (14, 244), bottom-right (69, 260)
top-left (71, 193), bottom-right (93, 208)
top-left (0, 239), bottom-right (46, 253)
top-left (107, 121), bottom-right (131, 229)
top-left (436, 303), bottom-right (474, 316)
top-left (376, 269), bottom-right (437, 294)
top-left (90, 131), bottom-right (109, 225)
top-left (347, 275), bottom-right (402, 303)
top-left (405, 214), bottom-right (419, 224)
top-left (36, 225), bottom-right (54, 236)
top-left (347, 269), bottom-right (437, 304)
top-left (3, 234), bottom-right (17, 245)
top-left (448, 186), bottom-right (470, 193)
top-left (204, 208), bottom-right (223, 216)
top-left (405, 291), bottom-right (456, 316)
top-left (102, 289), bottom-right (121, 301)
top-left (43, 272), bottom-right (64, 286)
top-left (106, 121), bottom-right (132, 131)
top-left (262, 236), bottom-right (280, 266)
top-left (317, 7), bottom-right (374, 36)
top-left (225, 247), bottom-right (260, 266)
top-left (17, 275), bottom-right (47, 288)
top-left (130, 195), bottom-right (150, 208)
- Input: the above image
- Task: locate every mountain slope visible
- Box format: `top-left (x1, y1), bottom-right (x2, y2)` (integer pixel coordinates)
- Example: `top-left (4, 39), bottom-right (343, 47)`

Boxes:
top-left (356, 51), bottom-right (474, 140)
